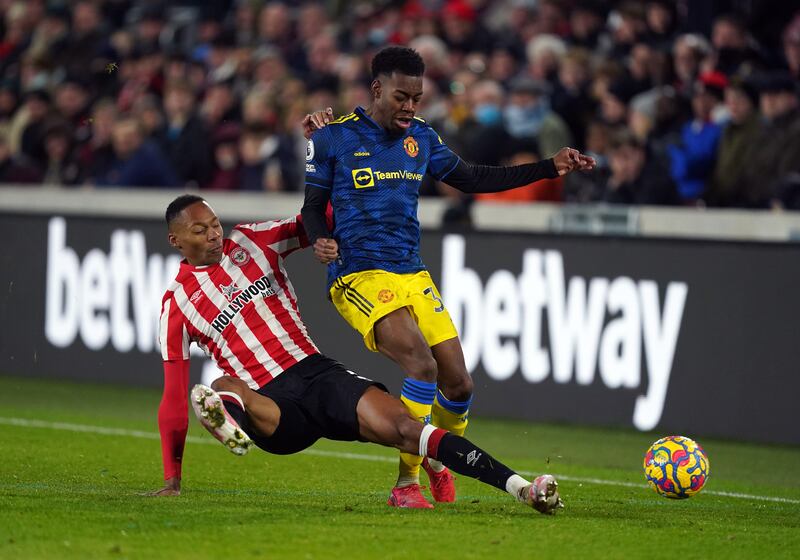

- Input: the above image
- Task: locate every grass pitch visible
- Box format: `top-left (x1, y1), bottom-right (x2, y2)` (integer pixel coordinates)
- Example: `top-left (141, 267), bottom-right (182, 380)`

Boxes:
top-left (0, 375), bottom-right (798, 560)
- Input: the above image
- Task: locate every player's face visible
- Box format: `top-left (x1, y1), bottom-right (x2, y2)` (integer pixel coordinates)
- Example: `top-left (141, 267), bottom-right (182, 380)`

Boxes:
top-left (372, 72), bottom-right (423, 135)
top-left (168, 201), bottom-right (224, 266)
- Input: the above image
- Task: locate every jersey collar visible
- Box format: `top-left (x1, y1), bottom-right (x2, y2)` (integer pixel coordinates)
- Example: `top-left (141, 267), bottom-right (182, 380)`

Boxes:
top-left (355, 106), bottom-right (383, 130)
top-left (179, 260), bottom-right (219, 273)
top-left (355, 106), bottom-right (416, 138)
top-left (178, 240), bottom-right (230, 272)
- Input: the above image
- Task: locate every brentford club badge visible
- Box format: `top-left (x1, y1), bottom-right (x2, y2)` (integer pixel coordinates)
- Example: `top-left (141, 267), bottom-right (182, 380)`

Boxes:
top-left (230, 247), bottom-right (251, 267)
top-left (403, 136), bottom-right (419, 157)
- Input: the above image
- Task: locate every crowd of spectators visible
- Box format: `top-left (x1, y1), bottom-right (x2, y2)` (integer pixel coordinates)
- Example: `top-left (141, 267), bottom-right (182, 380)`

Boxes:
top-left (0, 0), bottom-right (799, 211)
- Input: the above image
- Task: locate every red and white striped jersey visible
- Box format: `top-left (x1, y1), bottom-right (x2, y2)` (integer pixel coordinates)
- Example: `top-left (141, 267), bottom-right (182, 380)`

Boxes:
top-left (159, 216), bottom-right (319, 389)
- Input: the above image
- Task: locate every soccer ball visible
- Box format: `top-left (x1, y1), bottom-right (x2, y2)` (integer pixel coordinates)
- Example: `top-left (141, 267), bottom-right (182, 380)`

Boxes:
top-left (643, 435), bottom-right (710, 499)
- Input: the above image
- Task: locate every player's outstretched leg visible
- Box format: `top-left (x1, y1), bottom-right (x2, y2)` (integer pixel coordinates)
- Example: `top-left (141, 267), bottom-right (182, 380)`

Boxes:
top-left (190, 384), bottom-right (252, 455)
top-left (420, 424), bottom-right (563, 514)
top-left (357, 387), bottom-right (564, 514)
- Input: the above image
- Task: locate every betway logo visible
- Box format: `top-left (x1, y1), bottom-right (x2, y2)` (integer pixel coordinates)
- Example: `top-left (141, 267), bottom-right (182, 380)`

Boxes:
top-left (440, 235), bottom-right (688, 431)
top-left (45, 217), bottom-right (181, 353)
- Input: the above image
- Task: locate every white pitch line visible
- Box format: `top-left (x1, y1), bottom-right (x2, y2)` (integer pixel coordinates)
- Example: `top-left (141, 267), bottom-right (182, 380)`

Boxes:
top-left (2, 416), bottom-right (799, 505)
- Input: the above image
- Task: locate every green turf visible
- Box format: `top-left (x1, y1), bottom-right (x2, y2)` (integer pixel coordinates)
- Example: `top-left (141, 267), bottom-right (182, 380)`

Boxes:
top-left (0, 375), bottom-right (798, 560)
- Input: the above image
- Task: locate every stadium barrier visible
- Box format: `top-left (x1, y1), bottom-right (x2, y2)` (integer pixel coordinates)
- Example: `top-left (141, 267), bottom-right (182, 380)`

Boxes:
top-left (1, 187), bottom-right (799, 445)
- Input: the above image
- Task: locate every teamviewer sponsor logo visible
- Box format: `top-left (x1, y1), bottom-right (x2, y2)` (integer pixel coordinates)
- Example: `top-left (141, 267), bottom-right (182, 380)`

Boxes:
top-left (352, 167), bottom-right (375, 189)
top-left (351, 167), bottom-right (423, 188)
top-left (440, 234), bottom-right (689, 432)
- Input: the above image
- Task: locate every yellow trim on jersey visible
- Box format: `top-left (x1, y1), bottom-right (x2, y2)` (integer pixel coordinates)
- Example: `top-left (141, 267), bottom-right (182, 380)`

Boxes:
top-left (328, 113), bottom-right (358, 125)
top-left (413, 116), bottom-right (426, 123)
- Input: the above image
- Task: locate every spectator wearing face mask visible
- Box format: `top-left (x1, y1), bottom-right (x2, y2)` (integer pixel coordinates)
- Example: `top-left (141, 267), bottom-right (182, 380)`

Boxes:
top-left (456, 79), bottom-right (511, 166)
top-left (503, 76), bottom-right (572, 158)
top-left (711, 13), bottom-right (764, 77)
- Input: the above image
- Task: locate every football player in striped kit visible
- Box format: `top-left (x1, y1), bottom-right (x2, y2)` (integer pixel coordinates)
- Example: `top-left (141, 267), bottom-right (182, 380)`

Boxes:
top-left (148, 194), bottom-right (563, 515)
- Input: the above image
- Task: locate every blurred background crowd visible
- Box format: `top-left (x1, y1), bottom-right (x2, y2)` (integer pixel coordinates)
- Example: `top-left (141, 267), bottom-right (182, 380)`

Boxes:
top-left (0, 0), bottom-right (799, 211)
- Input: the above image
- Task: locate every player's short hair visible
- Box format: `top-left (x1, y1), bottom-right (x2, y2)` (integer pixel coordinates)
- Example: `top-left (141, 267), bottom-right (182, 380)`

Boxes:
top-left (371, 46), bottom-right (425, 80)
top-left (166, 194), bottom-right (206, 225)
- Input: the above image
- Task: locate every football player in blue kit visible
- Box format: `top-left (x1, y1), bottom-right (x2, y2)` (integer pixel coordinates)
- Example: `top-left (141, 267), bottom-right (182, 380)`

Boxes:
top-left (302, 46), bottom-right (594, 508)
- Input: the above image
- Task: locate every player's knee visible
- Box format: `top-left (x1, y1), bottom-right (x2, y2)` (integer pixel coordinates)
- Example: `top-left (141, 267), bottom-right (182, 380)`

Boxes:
top-left (211, 376), bottom-right (248, 396)
top-left (411, 353), bottom-right (438, 382)
top-left (439, 373), bottom-right (473, 402)
top-left (396, 415), bottom-right (424, 454)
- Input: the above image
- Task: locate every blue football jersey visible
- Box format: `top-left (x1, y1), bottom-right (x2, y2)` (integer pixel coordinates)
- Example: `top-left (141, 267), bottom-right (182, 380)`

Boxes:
top-left (305, 106), bottom-right (460, 286)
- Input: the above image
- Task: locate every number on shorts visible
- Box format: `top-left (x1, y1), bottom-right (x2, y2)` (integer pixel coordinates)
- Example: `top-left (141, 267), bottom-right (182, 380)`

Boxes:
top-left (423, 287), bottom-right (445, 313)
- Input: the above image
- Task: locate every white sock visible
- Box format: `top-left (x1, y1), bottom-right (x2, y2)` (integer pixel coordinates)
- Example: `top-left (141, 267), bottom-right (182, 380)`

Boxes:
top-left (426, 458), bottom-right (446, 473)
top-left (418, 424), bottom-right (438, 457)
top-left (505, 474), bottom-right (530, 502)
top-left (217, 391), bottom-right (245, 410)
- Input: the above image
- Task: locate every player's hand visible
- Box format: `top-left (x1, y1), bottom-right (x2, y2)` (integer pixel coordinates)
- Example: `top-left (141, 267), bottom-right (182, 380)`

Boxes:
top-left (313, 237), bottom-right (339, 264)
top-left (142, 476), bottom-right (181, 497)
top-left (302, 107), bottom-right (334, 139)
top-left (552, 147), bottom-right (596, 176)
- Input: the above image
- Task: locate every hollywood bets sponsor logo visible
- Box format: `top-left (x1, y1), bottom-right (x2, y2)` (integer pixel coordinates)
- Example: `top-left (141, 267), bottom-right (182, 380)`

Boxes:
top-left (440, 234), bottom-right (688, 431)
top-left (210, 276), bottom-right (276, 334)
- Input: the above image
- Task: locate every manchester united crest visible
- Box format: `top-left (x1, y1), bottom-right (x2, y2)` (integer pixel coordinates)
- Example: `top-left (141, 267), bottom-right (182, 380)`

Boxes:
top-left (377, 289), bottom-right (395, 303)
top-left (230, 247), bottom-right (251, 267)
top-left (403, 136), bottom-right (419, 157)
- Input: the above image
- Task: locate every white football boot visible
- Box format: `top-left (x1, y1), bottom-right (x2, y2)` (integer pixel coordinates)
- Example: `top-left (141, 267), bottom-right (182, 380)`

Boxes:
top-left (519, 474), bottom-right (564, 514)
top-left (190, 384), bottom-right (252, 456)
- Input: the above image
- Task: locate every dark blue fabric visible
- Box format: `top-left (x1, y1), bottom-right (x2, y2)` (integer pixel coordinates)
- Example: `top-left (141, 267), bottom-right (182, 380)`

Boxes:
top-left (668, 120), bottom-right (722, 200)
top-left (305, 106), bottom-right (460, 288)
top-left (95, 140), bottom-right (179, 188)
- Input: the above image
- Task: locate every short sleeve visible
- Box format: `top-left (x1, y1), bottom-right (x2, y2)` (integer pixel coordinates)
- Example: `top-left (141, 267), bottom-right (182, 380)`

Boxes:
top-left (305, 128), bottom-right (335, 190)
top-left (425, 126), bottom-right (461, 181)
top-left (159, 295), bottom-right (190, 361)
